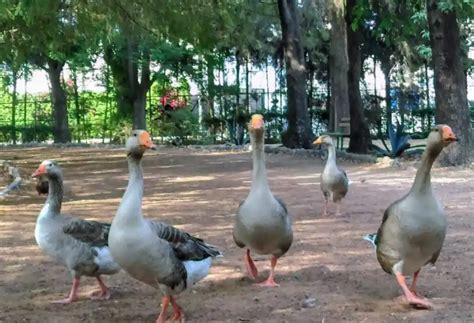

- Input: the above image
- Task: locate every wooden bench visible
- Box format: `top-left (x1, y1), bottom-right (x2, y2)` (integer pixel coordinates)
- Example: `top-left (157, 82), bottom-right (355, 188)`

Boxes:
top-left (321, 117), bottom-right (350, 150)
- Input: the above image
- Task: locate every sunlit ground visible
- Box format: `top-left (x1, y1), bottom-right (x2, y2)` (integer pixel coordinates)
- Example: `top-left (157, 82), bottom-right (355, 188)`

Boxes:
top-left (0, 146), bottom-right (473, 322)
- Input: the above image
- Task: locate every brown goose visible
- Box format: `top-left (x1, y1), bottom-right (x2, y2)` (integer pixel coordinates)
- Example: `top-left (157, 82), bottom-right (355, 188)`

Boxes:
top-left (108, 130), bottom-right (222, 322)
top-left (233, 114), bottom-right (293, 287)
top-left (313, 135), bottom-right (348, 216)
top-left (32, 160), bottom-right (120, 303)
top-left (365, 125), bottom-right (458, 309)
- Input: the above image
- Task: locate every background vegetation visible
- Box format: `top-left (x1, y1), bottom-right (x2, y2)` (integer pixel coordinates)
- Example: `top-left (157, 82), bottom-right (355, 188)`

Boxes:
top-left (0, 0), bottom-right (472, 164)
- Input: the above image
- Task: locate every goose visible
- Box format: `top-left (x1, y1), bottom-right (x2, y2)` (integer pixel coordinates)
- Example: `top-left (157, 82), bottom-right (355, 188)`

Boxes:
top-left (31, 160), bottom-right (120, 303)
top-left (364, 125), bottom-right (458, 309)
top-left (35, 174), bottom-right (49, 195)
top-left (108, 130), bottom-right (222, 323)
top-left (313, 135), bottom-right (348, 216)
top-left (233, 114), bottom-right (293, 287)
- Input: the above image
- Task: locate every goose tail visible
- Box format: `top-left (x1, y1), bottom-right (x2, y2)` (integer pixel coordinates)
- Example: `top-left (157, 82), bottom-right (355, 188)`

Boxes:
top-left (363, 233), bottom-right (377, 248)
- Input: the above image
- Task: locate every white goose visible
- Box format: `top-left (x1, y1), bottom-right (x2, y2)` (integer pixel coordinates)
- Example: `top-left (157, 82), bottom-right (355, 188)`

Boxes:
top-left (32, 160), bottom-right (120, 303)
top-left (108, 130), bottom-right (222, 322)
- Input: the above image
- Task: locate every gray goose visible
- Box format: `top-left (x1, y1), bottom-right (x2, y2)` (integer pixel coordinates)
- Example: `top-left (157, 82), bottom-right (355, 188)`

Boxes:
top-left (313, 135), bottom-right (348, 216)
top-left (108, 130), bottom-right (222, 323)
top-left (233, 114), bottom-right (293, 287)
top-left (365, 125), bottom-right (458, 309)
top-left (31, 160), bottom-right (120, 303)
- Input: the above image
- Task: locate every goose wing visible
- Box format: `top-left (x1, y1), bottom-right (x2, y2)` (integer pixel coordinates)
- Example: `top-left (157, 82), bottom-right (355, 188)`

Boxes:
top-left (63, 218), bottom-right (110, 248)
top-left (147, 220), bottom-right (222, 261)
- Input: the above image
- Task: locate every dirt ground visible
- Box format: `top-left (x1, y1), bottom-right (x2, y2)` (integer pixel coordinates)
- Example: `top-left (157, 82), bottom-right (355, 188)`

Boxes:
top-left (0, 146), bottom-right (473, 323)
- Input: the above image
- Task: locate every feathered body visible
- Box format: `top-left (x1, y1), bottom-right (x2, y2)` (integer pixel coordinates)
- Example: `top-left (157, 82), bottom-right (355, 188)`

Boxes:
top-left (32, 160), bottom-right (120, 303)
top-left (108, 130), bottom-right (221, 321)
top-left (365, 125), bottom-right (457, 309)
top-left (233, 114), bottom-right (292, 287)
top-left (314, 135), bottom-right (348, 215)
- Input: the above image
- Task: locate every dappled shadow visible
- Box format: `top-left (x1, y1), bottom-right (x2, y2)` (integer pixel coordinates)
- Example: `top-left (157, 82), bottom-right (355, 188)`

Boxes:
top-left (0, 146), bottom-right (473, 322)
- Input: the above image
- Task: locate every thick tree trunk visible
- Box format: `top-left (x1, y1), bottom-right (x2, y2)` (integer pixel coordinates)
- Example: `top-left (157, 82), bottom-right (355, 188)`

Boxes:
top-left (427, 0), bottom-right (471, 165)
top-left (346, 0), bottom-right (371, 154)
top-left (46, 59), bottom-right (71, 143)
top-left (328, 0), bottom-right (350, 133)
top-left (104, 36), bottom-right (152, 130)
top-left (277, 0), bottom-right (312, 148)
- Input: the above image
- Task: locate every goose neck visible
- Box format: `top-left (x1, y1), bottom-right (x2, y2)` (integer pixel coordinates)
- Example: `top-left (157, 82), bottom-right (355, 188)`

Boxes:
top-left (410, 145), bottom-right (441, 194)
top-left (41, 174), bottom-right (63, 217)
top-left (250, 135), bottom-right (269, 192)
top-left (116, 154), bottom-right (145, 223)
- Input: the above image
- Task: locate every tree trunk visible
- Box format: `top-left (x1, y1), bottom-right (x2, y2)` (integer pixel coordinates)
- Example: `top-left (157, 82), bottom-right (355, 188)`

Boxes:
top-left (104, 35), bottom-right (153, 130)
top-left (11, 68), bottom-right (18, 144)
top-left (424, 62), bottom-right (432, 130)
top-left (71, 67), bottom-right (81, 142)
top-left (277, 0), bottom-right (312, 148)
top-left (235, 51), bottom-right (241, 108)
top-left (381, 59), bottom-right (392, 133)
top-left (346, 0), bottom-right (371, 153)
top-left (46, 59), bottom-right (71, 143)
top-left (23, 64), bottom-right (28, 132)
top-left (427, 0), bottom-right (471, 165)
top-left (328, 0), bottom-right (350, 133)
top-left (245, 57), bottom-right (250, 111)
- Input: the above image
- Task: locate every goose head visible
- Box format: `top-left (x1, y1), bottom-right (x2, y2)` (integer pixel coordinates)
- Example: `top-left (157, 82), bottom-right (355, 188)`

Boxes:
top-left (248, 114), bottom-right (265, 140)
top-left (426, 125), bottom-right (457, 149)
top-left (126, 130), bottom-right (155, 158)
top-left (313, 135), bottom-right (334, 147)
top-left (31, 160), bottom-right (62, 179)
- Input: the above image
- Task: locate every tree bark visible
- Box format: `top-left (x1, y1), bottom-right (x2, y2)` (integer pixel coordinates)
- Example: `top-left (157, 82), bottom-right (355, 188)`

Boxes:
top-left (11, 68), bottom-right (18, 144)
top-left (328, 0), bottom-right (350, 133)
top-left (46, 58), bottom-right (71, 143)
top-left (346, 0), bottom-right (371, 153)
top-left (380, 58), bottom-right (392, 133)
top-left (277, 0), bottom-right (312, 148)
top-left (104, 36), bottom-right (152, 130)
top-left (427, 0), bottom-right (471, 165)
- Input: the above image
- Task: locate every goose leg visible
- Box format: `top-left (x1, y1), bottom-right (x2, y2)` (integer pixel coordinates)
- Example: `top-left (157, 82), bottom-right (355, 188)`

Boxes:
top-left (156, 296), bottom-right (170, 323)
top-left (256, 256), bottom-right (280, 287)
top-left (52, 278), bottom-right (80, 304)
top-left (90, 276), bottom-right (111, 300)
top-left (170, 296), bottom-right (184, 321)
top-left (410, 270), bottom-right (420, 295)
top-left (395, 272), bottom-right (433, 309)
top-left (322, 197), bottom-right (329, 216)
top-left (244, 249), bottom-right (258, 280)
top-left (335, 202), bottom-right (342, 216)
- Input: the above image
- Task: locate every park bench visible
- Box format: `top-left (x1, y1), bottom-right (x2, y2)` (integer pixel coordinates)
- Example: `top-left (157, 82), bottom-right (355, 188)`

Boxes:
top-left (321, 117), bottom-right (350, 150)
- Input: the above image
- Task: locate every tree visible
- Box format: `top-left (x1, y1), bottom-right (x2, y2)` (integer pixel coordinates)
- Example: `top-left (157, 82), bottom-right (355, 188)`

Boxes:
top-left (0, 0), bottom-right (98, 143)
top-left (328, 0), bottom-right (349, 132)
top-left (426, 0), bottom-right (472, 165)
top-left (346, 0), bottom-right (371, 154)
top-left (277, 0), bottom-right (312, 148)
top-left (46, 58), bottom-right (71, 143)
top-left (104, 34), bottom-right (154, 130)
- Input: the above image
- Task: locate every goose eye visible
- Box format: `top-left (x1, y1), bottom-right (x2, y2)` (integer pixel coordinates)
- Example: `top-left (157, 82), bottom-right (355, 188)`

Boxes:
top-left (133, 133), bottom-right (137, 137)
top-left (434, 128), bottom-right (439, 132)
top-left (48, 163), bottom-right (52, 167)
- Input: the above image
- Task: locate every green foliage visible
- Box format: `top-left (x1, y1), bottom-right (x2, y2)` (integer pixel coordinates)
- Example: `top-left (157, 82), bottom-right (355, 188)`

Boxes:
top-left (154, 108), bottom-right (200, 145)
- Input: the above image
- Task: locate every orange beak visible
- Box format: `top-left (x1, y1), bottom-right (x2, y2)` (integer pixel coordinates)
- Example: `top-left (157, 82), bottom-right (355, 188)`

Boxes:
top-left (250, 115), bottom-right (264, 129)
top-left (313, 137), bottom-right (322, 145)
top-left (441, 125), bottom-right (457, 143)
top-left (31, 164), bottom-right (46, 178)
top-left (139, 131), bottom-right (156, 149)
